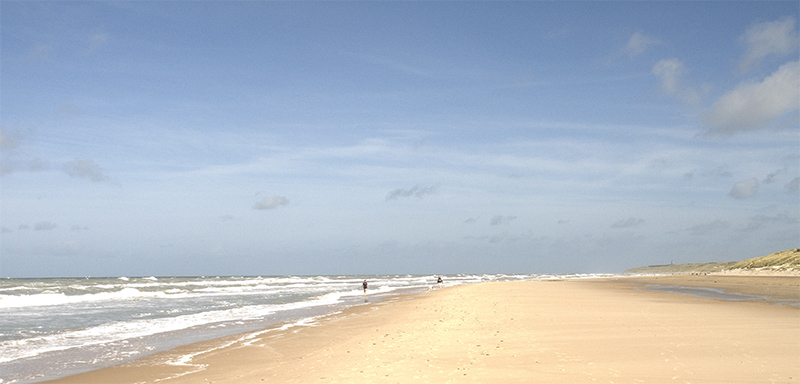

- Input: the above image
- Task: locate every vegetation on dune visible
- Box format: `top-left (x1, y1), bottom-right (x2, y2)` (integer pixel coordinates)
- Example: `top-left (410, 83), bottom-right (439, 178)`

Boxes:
top-left (730, 248), bottom-right (800, 271)
top-left (624, 248), bottom-right (800, 274)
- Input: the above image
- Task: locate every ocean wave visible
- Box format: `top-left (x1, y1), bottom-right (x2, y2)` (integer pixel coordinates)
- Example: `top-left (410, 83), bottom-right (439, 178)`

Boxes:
top-left (0, 275), bottom-right (449, 309)
top-left (0, 288), bottom-right (186, 309)
top-left (0, 290), bottom-right (347, 364)
top-left (0, 274), bottom-right (559, 384)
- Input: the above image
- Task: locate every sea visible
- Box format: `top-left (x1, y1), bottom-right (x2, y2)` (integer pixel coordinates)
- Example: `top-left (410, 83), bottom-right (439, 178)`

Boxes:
top-left (0, 273), bottom-right (589, 384)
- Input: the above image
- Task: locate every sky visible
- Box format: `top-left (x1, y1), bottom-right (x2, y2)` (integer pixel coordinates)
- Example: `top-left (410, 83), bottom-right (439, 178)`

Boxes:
top-left (1, 1), bottom-right (798, 278)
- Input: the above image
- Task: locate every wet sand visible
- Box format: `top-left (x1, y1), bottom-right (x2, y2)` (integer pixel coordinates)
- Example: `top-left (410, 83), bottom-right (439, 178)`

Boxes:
top-left (620, 274), bottom-right (800, 301)
top-left (48, 275), bottom-right (800, 384)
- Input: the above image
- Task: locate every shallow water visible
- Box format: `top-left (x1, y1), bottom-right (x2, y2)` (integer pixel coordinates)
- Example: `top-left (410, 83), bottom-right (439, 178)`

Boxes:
top-left (641, 284), bottom-right (800, 307)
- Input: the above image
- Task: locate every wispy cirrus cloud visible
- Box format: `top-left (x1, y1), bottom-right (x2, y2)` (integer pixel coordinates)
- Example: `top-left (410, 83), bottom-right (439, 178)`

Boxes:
top-left (625, 31), bottom-right (662, 57)
top-left (738, 17), bottom-right (798, 74)
top-left (651, 58), bottom-right (702, 106)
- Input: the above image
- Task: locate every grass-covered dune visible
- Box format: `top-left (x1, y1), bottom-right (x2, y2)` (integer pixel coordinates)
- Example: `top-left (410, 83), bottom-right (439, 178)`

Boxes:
top-left (730, 248), bottom-right (800, 271)
top-left (624, 248), bottom-right (800, 275)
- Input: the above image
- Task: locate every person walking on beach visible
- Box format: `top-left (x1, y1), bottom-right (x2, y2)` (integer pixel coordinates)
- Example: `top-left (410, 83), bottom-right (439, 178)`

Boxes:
top-left (362, 279), bottom-right (368, 294)
top-left (437, 276), bottom-right (443, 287)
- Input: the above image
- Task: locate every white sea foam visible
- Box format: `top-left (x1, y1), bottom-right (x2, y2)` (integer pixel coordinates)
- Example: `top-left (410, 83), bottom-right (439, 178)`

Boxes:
top-left (0, 288), bottom-right (182, 309)
top-left (0, 281), bottom-right (334, 309)
top-left (0, 284), bottom-right (350, 364)
top-left (0, 274), bottom-right (550, 384)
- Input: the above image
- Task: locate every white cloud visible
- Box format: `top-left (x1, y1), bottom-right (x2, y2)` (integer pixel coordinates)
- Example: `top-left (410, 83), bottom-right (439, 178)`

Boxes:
top-left (253, 196), bottom-right (289, 210)
top-left (63, 159), bottom-right (110, 182)
top-left (625, 31), bottom-right (661, 57)
top-left (611, 217), bottom-right (645, 229)
top-left (651, 58), bottom-right (701, 105)
top-left (729, 177), bottom-right (759, 199)
top-left (652, 58), bottom-right (684, 95)
top-left (739, 17), bottom-right (798, 73)
top-left (703, 60), bottom-right (800, 135)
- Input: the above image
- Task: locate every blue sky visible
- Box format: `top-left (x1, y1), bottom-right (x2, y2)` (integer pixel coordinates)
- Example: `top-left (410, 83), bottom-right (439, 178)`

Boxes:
top-left (1, 1), bottom-right (798, 277)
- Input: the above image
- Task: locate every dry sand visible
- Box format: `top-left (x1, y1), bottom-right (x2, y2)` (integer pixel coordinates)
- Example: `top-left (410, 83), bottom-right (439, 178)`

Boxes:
top-left (49, 276), bottom-right (800, 384)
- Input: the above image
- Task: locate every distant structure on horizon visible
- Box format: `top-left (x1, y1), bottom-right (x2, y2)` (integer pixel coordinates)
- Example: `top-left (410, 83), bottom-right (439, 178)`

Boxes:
top-left (647, 261), bottom-right (675, 268)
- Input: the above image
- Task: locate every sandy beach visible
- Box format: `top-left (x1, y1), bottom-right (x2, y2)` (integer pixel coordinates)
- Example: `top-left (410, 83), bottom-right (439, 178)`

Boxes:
top-left (48, 275), bottom-right (800, 384)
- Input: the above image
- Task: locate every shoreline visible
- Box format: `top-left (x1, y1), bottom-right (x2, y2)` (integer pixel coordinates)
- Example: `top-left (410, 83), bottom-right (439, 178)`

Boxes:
top-left (45, 275), bottom-right (800, 383)
top-left (5, 274), bottom-right (507, 384)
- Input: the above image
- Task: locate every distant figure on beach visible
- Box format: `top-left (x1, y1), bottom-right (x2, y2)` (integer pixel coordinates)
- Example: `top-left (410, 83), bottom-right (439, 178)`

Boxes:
top-left (362, 279), bottom-right (368, 294)
top-left (437, 276), bottom-right (443, 287)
